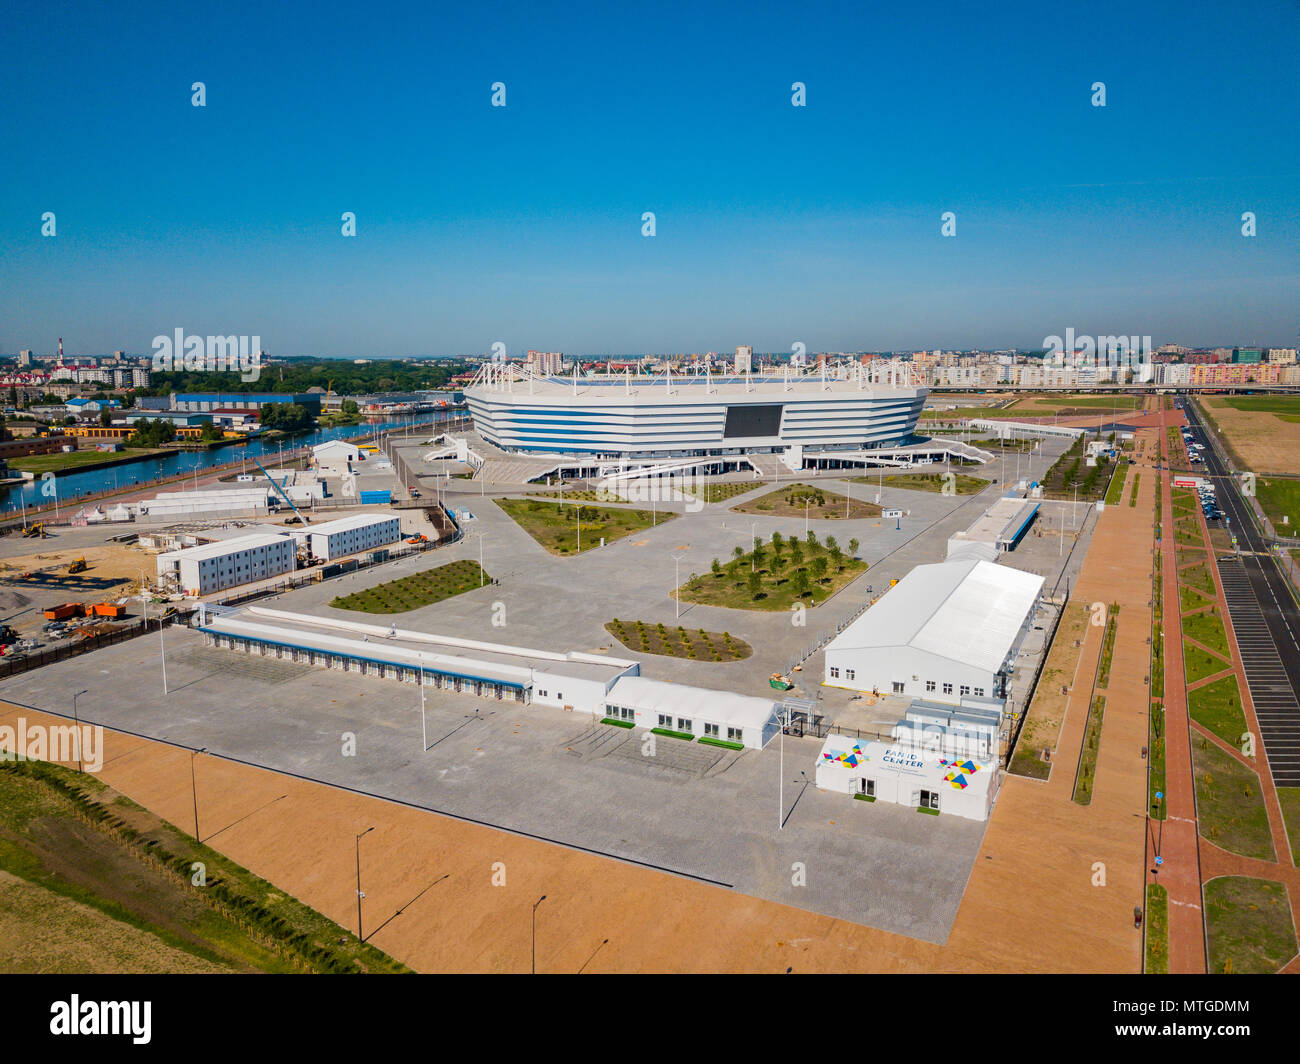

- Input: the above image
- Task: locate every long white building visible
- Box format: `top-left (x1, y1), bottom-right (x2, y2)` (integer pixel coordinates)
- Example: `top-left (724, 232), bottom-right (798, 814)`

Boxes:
top-left (305, 512), bottom-right (402, 561)
top-left (823, 558), bottom-right (1044, 705)
top-left (465, 361), bottom-right (927, 460)
top-left (156, 532), bottom-right (296, 596)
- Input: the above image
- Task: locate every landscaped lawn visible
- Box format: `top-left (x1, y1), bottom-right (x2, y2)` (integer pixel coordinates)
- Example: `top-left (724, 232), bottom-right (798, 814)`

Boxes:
top-left (677, 530), bottom-right (867, 612)
top-left (604, 620), bottom-right (752, 662)
top-left (850, 472), bottom-right (989, 495)
top-left (331, 559), bottom-right (489, 613)
top-left (1183, 640), bottom-right (1232, 686)
top-left (1145, 883), bottom-right (1169, 974)
top-left (1072, 695), bottom-right (1107, 805)
top-left (1276, 788), bottom-right (1300, 866)
top-left (1187, 673), bottom-right (1248, 748)
top-left (1104, 459), bottom-right (1129, 506)
top-left (1253, 476), bottom-right (1300, 532)
top-left (731, 483), bottom-right (881, 520)
top-left (1182, 605), bottom-right (1231, 658)
top-left (1178, 561), bottom-right (1217, 597)
top-left (1204, 876), bottom-right (1297, 974)
top-left (1179, 583), bottom-right (1214, 613)
top-left (527, 488), bottom-right (628, 503)
top-left (676, 480), bottom-right (766, 503)
top-left (495, 497), bottom-right (673, 554)
top-left (1191, 733), bottom-right (1275, 861)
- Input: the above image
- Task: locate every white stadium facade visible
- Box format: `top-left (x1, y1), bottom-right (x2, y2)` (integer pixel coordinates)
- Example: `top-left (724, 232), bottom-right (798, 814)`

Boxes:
top-left (464, 360), bottom-right (930, 465)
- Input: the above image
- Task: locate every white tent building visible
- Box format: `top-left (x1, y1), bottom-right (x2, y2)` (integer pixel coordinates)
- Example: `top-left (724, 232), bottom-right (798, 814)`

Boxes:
top-left (822, 558), bottom-right (1044, 705)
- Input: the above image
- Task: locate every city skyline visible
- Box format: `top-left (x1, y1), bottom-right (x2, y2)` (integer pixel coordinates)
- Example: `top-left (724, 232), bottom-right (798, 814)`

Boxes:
top-left (2, 0), bottom-right (1297, 357)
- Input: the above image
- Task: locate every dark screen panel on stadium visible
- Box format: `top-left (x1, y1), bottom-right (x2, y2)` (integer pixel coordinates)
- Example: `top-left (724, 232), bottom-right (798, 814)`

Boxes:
top-left (723, 404), bottom-right (783, 438)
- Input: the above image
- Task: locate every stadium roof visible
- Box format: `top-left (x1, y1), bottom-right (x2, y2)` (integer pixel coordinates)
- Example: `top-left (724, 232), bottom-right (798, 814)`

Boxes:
top-left (825, 558), bottom-right (1044, 673)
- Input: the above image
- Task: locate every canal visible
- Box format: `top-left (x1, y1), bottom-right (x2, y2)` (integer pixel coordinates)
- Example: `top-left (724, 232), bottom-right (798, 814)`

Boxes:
top-left (2, 411), bottom-right (466, 515)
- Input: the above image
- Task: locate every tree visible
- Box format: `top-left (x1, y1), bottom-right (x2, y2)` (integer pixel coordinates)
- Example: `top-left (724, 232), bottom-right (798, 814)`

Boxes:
top-left (789, 540), bottom-right (804, 566)
top-left (824, 535), bottom-right (838, 554)
top-left (807, 530), bottom-right (818, 548)
top-left (98, 408), bottom-right (113, 427)
top-left (341, 398), bottom-right (360, 416)
top-left (770, 554), bottom-right (787, 578)
top-left (848, 537), bottom-right (860, 557)
top-left (711, 558), bottom-right (722, 576)
top-left (770, 531), bottom-right (783, 553)
top-left (747, 569), bottom-right (762, 599)
top-left (731, 545), bottom-right (745, 568)
top-left (793, 569), bottom-right (811, 598)
top-left (810, 556), bottom-right (829, 583)
top-left (199, 419), bottom-right (223, 442)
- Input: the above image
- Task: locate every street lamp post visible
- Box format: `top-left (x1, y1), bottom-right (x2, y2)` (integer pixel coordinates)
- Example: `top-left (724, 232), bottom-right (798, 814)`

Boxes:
top-left (750, 523), bottom-right (756, 573)
top-left (531, 894), bottom-right (547, 974)
top-left (673, 554), bottom-right (683, 619)
top-left (419, 665), bottom-right (427, 751)
top-left (355, 826), bottom-right (374, 941)
top-left (72, 689), bottom-right (89, 773)
top-left (190, 747), bottom-right (207, 841)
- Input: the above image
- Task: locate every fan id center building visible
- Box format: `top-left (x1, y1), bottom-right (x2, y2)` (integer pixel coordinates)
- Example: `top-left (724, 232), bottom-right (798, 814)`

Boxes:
top-left (815, 701), bottom-right (1002, 820)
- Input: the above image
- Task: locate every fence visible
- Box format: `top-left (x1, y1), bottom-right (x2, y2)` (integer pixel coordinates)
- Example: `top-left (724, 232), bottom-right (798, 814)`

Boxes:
top-left (0, 618), bottom-right (154, 680)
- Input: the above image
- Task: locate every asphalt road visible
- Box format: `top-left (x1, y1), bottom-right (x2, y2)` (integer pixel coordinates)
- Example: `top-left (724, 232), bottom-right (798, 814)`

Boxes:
top-left (1180, 396), bottom-right (1300, 786)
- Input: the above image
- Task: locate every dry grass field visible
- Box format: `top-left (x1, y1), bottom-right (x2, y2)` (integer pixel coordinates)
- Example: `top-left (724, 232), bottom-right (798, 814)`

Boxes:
top-left (1200, 396), bottom-right (1300, 475)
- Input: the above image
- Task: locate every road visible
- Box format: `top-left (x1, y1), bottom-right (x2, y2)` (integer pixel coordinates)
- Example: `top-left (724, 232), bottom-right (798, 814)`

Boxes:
top-left (1181, 395), bottom-right (1300, 787)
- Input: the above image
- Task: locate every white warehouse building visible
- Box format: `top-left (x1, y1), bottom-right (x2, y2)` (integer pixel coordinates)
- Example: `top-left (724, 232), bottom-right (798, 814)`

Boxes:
top-left (156, 532), bottom-right (296, 596)
top-left (822, 558), bottom-right (1044, 706)
top-left (305, 512), bottom-right (402, 561)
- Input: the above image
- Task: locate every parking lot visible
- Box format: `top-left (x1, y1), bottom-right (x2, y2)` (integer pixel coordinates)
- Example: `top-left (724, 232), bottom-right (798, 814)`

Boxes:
top-left (3, 626), bottom-right (986, 943)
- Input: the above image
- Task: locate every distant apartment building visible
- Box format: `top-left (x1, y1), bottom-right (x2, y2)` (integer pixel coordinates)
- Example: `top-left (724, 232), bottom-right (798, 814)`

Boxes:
top-left (931, 364), bottom-right (999, 388)
top-left (1189, 362), bottom-right (1281, 385)
top-left (526, 350), bottom-right (564, 375)
top-left (17, 350), bottom-right (32, 367)
top-left (1231, 347), bottom-right (1263, 364)
top-left (1014, 364), bottom-right (1076, 388)
top-left (1267, 348), bottom-right (1297, 365)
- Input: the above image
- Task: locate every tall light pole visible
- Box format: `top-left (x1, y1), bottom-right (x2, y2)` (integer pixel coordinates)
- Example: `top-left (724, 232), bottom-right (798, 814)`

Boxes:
top-left (190, 747), bottom-right (207, 841)
top-left (72, 689), bottom-right (88, 773)
top-left (476, 532), bottom-right (488, 586)
top-left (673, 554), bottom-right (683, 619)
top-left (804, 498), bottom-right (811, 537)
top-left (750, 523), bottom-right (757, 573)
top-left (419, 664), bottom-right (427, 751)
top-left (355, 826), bottom-right (374, 941)
top-left (531, 894), bottom-right (547, 974)
top-left (160, 607), bottom-right (169, 695)
top-left (777, 702), bottom-right (791, 830)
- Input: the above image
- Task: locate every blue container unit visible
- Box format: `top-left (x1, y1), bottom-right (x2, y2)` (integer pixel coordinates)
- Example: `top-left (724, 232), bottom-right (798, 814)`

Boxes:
top-left (359, 489), bottom-right (392, 505)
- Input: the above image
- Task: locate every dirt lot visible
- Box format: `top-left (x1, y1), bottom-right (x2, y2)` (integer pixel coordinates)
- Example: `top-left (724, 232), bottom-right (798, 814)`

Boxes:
top-left (1200, 397), bottom-right (1300, 475)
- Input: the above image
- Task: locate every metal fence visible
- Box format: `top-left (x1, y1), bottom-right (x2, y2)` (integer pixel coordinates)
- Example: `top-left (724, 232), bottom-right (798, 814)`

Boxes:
top-left (0, 619), bottom-right (154, 679)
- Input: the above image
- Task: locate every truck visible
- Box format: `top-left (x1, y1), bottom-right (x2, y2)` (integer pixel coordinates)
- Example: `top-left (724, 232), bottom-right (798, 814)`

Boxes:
top-left (42, 602), bottom-right (85, 621)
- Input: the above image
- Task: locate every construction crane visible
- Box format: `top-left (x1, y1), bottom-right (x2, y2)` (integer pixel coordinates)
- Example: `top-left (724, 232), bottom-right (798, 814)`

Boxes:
top-left (251, 457), bottom-right (311, 525)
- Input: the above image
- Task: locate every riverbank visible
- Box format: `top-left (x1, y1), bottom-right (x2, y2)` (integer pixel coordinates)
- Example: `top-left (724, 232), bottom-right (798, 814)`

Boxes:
top-left (12, 447), bottom-right (173, 477)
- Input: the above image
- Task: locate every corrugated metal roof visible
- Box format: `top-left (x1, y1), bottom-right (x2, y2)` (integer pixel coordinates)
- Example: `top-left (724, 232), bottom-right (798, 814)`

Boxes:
top-left (825, 559), bottom-right (1043, 673)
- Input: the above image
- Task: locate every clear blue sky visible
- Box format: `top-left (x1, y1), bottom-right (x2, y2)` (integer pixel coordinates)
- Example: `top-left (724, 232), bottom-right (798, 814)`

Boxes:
top-left (1, 0), bottom-right (1297, 358)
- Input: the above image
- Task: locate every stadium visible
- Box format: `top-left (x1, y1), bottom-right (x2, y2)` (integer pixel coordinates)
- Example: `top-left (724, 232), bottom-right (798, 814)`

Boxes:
top-left (459, 360), bottom-right (980, 480)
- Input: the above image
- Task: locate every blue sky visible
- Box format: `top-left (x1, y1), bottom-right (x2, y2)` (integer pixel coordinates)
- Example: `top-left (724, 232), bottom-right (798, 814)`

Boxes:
top-left (1, 0), bottom-right (1297, 357)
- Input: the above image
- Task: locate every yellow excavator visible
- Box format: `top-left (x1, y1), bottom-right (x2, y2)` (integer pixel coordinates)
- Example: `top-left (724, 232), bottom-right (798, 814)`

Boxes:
top-left (68, 557), bottom-right (87, 574)
top-left (22, 522), bottom-right (45, 538)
